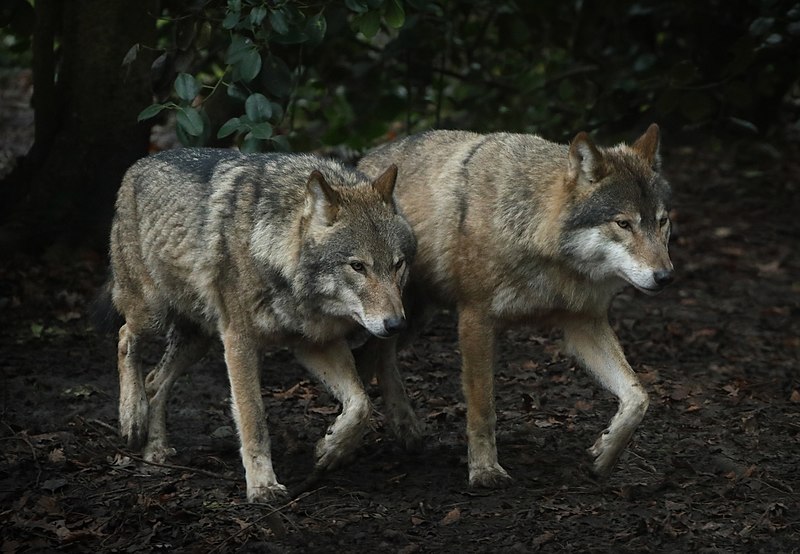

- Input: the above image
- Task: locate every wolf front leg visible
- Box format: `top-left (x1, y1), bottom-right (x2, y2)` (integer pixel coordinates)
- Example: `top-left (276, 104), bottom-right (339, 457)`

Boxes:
top-left (458, 305), bottom-right (512, 488)
top-left (295, 339), bottom-right (371, 472)
top-left (562, 316), bottom-right (650, 478)
top-left (222, 328), bottom-right (287, 502)
top-left (117, 323), bottom-right (149, 450)
top-left (355, 337), bottom-right (424, 451)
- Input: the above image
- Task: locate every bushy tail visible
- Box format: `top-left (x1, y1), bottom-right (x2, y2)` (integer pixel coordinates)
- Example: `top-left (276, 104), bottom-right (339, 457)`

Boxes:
top-left (89, 274), bottom-right (123, 335)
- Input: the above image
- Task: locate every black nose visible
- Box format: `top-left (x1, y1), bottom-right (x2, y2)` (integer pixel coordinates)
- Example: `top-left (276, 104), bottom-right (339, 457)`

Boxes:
top-left (383, 316), bottom-right (407, 335)
top-left (654, 269), bottom-right (675, 287)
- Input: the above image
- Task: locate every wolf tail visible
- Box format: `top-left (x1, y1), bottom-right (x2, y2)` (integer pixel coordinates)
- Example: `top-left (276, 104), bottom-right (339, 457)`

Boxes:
top-left (89, 274), bottom-right (123, 335)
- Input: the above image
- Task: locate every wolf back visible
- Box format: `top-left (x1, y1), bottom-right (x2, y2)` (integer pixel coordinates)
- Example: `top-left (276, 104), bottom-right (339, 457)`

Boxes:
top-left (109, 148), bottom-right (415, 501)
top-left (357, 125), bottom-right (674, 487)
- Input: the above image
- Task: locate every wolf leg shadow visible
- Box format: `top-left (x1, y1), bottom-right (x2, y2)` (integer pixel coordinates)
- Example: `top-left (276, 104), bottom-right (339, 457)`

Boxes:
top-left (355, 336), bottom-right (424, 451)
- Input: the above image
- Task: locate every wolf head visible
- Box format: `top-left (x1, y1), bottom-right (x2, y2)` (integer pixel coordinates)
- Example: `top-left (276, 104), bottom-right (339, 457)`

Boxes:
top-left (560, 124), bottom-right (674, 294)
top-left (299, 164), bottom-right (416, 337)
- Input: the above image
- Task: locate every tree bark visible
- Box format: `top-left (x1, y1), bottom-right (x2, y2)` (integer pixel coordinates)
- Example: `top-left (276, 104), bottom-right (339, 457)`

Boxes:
top-left (0, 0), bottom-right (159, 254)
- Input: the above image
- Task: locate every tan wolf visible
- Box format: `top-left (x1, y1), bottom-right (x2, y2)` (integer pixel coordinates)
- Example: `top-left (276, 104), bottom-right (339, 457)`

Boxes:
top-left (357, 125), bottom-right (674, 487)
top-left (107, 149), bottom-right (415, 502)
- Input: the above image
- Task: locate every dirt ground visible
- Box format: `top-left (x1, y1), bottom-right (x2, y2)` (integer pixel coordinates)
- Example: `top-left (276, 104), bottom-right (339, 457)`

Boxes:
top-left (2, 120), bottom-right (799, 550)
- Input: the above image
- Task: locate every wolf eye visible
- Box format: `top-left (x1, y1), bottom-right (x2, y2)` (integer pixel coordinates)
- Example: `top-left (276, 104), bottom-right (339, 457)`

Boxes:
top-left (395, 259), bottom-right (405, 271)
top-left (350, 261), bottom-right (366, 273)
top-left (616, 220), bottom-right (631, 230)
top-left (659, 217), bottom-right (669, 227)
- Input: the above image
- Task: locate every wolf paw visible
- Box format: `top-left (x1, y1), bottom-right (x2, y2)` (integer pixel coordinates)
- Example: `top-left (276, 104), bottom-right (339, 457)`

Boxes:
top-left (588, 429), bottom-right (622, 479)
top-left (468, 463), bottom-right (513, 489)
top-left (143, 442), bottom-right (176, 465)
top-left (119, 401), bottom-right (149, 451)
top-left (388, 413), bottom-right (425, 453)
top-left (247, 483), bottom-right (289, 503)
top-left (314, 436), bottom-right (358, 472)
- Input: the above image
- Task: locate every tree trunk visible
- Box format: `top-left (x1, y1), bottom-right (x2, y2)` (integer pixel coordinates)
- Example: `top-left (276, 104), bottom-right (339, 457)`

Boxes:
top-left (0, 0), bottom-right (159, 254)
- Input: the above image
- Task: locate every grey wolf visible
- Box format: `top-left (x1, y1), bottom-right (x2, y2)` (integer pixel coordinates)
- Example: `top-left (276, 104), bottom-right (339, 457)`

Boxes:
top-left (107, 148), bottom-right (415, 502)
top-left (357, 124), bottom-right (673, 487)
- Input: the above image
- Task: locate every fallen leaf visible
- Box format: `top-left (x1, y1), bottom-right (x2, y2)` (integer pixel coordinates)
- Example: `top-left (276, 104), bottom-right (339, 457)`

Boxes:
top-left (441, 507), bottom-right (461, 526)
top-left (790, 390), bottom-right (800, 403)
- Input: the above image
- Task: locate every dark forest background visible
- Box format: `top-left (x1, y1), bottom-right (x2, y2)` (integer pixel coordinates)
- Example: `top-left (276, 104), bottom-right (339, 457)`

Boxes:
top-left (1, 0), bottom-right (798, 253)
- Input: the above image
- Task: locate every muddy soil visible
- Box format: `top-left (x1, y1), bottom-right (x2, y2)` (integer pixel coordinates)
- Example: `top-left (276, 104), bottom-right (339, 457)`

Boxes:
top-left (2, 137), bottom-right (799, 552)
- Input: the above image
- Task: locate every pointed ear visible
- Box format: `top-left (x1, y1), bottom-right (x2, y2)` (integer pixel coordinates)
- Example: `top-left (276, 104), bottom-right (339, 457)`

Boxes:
top-left (372, 164), bottom-right (398, 207)
top-left (632, 123), bottom-right (661, 171)
top-left (305, 170), bottom-right (340, 225)
top-left (568, 131), bottom-right (605, 185)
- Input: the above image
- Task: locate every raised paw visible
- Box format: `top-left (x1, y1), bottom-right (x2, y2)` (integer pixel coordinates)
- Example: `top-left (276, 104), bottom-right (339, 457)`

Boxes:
top-left (588, 429), bottom-right (624, 479)
top-left (468, 463), bottom-right (513, 489)
top-left (314, 433), bottom-right (359, 472)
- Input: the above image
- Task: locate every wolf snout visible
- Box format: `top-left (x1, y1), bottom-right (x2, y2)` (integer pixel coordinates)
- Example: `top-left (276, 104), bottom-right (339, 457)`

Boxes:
top-left (653, 269), bottom-right (675, 288)
top-left (382, 316), bottom-right (407, 335)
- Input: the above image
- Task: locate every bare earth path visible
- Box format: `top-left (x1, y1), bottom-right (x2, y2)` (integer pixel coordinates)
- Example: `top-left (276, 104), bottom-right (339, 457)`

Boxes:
top-left (1, 138), bottom-right (799, 552)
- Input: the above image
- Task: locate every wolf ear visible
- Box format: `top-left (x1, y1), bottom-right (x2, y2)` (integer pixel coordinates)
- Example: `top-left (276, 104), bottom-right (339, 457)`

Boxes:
top-left (372, 164), bottom-right (398, 208)
top-left (305, 170), bottom-right (340, 225)
top-left (632, 123), bottom-right (661, 171)
top-left (568, 131), bottom-right (605, 185)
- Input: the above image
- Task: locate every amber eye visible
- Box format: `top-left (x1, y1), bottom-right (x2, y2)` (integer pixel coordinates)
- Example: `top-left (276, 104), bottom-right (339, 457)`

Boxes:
top-left (350, 261), bottom-right (366, 273)
top-left (616, 220), bottom-right (631, 230)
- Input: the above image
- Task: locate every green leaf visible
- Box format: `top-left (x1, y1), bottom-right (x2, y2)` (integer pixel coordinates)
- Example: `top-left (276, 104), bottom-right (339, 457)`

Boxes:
top-left (261, 55), bottom-right (293, 98)
top-left (226, 35), bottom-right (254, 65)
top-left (305, 13), bottom-right (327, 45)
top-left (238, 48), bottom-right (262, 82)
top-left (177, 106), bottom-right (204, 136)
top-left (383, 0), bottom-right (405, 29)
top-left (240, 136), bottom-right (263, 153)
top-left (122, 44), bottom-right (139, 67)
top-left (357, 11), bottom-right (381, 38)
top-left (137, 103), bottom-right (166, 122)
top-left (269, 9), bottom-right (289, 34)
top-left (249, 122), bottom-right (273, 140)
top-left (245, 93), bottom-right (272, 122)
top-left (174, 73), bottom-right (200, 102)
top-left (345, 0), bottom-right (369, 13)
top-left (270, 101), bottom-right (285, 122)
top-left (250, 5), bottom-right (268, 26)
top-left (217, 117), bottom-right (243, 138)
top-left (226, 82), bottom-right (249, 102)
top-left (223, 10), bottom-right (241, 30)
top-left (270, 135), bottom-right (291, 152)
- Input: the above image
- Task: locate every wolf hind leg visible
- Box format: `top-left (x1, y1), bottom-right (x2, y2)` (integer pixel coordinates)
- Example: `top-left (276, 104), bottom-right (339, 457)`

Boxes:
top-left (562, 317), bottom-right (649, 478)
top-left (296, 340), bottom-right (371, 472)
top-left (355, 337), bottom-right (423, 451)
top-left (142, 322), bottom-right (209, 464)
top-left (118, 322), bottom-right (149, 450)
